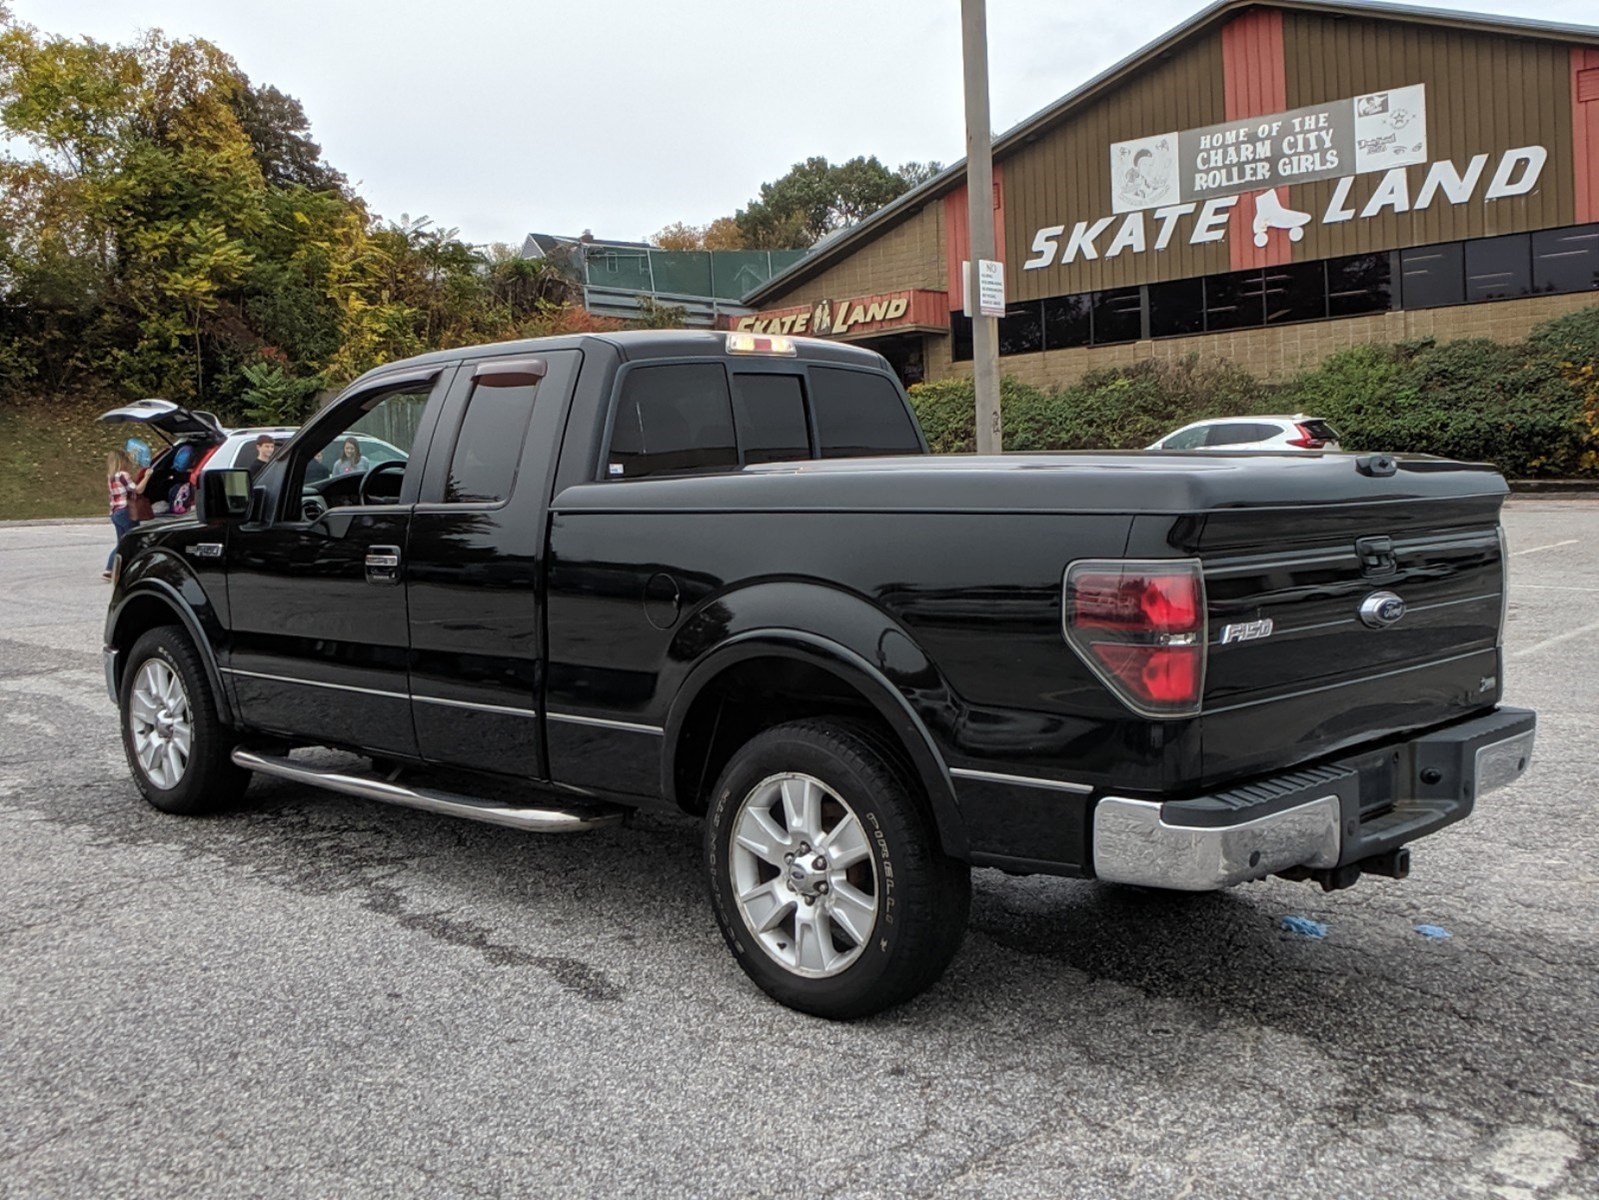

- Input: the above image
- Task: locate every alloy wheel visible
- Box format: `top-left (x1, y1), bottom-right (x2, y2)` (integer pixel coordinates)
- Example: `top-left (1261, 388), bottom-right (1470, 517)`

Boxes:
top-left (128, 658), bottom-right (193, 790)
top-left (728, 772), bottom-right (879, 978)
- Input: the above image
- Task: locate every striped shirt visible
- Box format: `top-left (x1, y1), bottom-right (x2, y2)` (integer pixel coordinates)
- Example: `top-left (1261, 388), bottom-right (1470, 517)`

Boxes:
top-left (109, 471), bottom-right (136, 514)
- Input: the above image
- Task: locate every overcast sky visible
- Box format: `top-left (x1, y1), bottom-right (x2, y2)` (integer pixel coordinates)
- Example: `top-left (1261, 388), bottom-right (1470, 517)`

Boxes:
top-left (19, 0), bottom-right (1597, 248)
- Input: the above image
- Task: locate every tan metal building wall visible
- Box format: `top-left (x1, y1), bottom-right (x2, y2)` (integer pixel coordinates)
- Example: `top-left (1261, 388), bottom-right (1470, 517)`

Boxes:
top-left (761, 204), bottom-right (945, 309)
top-left (1003, 30), bottom-right (1231, 298)
top-left (1277, 11), bottom-right (1575, 255)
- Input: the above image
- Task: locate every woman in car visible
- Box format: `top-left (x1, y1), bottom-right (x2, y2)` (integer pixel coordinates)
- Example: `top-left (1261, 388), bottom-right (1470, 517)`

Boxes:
top-left (331, 438), bottom-right (371, 477)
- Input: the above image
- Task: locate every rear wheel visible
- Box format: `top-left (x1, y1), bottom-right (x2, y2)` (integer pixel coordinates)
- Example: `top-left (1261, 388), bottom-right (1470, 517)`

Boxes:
top-left (705, 718), bottom-right (970, 1019)
top-left (120, 626), bottom-right (250, 815)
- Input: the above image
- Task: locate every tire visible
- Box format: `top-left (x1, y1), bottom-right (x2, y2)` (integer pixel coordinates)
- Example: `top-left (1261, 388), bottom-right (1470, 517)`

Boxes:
top-left (705, 718), bottom-right (971, 1019)
top-left (119, 626), bottom-right (251, 815)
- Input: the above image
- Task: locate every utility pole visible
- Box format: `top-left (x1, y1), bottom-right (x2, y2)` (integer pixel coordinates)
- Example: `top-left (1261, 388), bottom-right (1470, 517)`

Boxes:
top-left (962, 0), bottom-right (1002, 454)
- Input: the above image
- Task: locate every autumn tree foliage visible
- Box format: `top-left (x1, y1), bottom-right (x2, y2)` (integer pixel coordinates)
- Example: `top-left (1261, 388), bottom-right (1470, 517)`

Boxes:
top-left (0, 10), bottom-right (603, 419)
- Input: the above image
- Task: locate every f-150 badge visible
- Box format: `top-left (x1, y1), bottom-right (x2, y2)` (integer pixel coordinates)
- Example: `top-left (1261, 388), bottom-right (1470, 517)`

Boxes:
top-left (1219, 618), bottom-right (1274, 644)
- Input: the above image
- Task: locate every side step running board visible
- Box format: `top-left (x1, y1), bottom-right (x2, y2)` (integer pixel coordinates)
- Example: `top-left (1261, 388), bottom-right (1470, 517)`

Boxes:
top-left (231, 749), bottom-right (625, 833)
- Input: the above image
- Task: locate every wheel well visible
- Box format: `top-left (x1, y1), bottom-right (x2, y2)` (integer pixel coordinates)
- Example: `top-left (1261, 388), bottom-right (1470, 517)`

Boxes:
top-left (109, 594), bottom-right (226, 720)
top-left (671, 657), bottom-right (907, 816)
top-left (110, 594), bottom-right (185, 668)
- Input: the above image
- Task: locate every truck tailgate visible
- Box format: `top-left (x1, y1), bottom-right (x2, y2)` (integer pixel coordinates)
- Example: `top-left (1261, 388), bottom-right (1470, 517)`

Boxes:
top-left (1195, 490), bottom-right (1506, 787)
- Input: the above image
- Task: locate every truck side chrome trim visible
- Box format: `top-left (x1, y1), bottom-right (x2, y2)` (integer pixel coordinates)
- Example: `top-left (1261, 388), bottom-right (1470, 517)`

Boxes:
top-left (231, 749), bottom-right (623, 833)
top-left (1093, 794), bottom-right (1342, 891)
top-left (546, 712), bottom-right (664, 735)
top-left (220, 667), bottom-right (409, 702)
top-left (412, 694), bottom-right (538, 717)
top-left (949, 767), bottom-right (1093, 795)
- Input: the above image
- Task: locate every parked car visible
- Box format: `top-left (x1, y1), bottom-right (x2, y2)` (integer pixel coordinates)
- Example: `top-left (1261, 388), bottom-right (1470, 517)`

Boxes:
top-left (98, 399), bottom-right (403, 515)
top-left (102, 332), bottom-right (1533, 1019)
top-left (1149, 415), bottom-right (1342, 451)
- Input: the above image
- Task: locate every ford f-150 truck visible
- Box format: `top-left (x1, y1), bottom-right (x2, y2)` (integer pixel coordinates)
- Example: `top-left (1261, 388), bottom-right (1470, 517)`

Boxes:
top-left (103, 330), bottom-right (1536, 1017)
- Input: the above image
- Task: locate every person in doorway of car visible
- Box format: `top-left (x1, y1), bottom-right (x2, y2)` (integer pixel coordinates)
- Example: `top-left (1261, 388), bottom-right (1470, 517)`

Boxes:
top-left (330, 438), bottom-right (370, 477)
top-left (244, 433), bottom-right (277, 481)
top-left (104, 448), bottom-right (150, 579)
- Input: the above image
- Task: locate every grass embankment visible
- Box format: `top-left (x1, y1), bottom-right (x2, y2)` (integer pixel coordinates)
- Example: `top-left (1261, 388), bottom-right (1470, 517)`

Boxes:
top-left (0, 394), bottom-right (128, 520)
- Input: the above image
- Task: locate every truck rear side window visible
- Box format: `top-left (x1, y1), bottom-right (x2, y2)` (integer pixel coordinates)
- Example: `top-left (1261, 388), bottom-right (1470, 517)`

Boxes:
top-left (732, 374), bottom-right (810, 464)
top-left (809, 367), bottom-right (921, 458)
top-left (608, 364), bottom-right (737, 478)
top-left (445, 380), bottom-right (539, 503)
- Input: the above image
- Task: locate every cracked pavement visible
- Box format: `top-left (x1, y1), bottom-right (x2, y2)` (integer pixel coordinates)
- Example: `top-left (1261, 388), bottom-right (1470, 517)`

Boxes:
top-left (0, 501), bottom-right (1595, 1198)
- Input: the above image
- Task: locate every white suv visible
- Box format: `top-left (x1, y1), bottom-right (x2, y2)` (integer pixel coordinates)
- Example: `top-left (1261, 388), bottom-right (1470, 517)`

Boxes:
top-left (1148, 415), bottom-right (1342, 452)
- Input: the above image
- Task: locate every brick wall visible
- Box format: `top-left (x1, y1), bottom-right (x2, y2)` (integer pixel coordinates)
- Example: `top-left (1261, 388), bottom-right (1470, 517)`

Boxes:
top-left (931, 291), bottom-right (1599, 388)
top-left (775, 206), bottom-right (945, 308)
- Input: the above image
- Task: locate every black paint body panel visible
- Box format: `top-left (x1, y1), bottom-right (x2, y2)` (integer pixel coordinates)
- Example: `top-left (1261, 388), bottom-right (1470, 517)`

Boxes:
top-left (103, 330), bottom-right (1520, 878)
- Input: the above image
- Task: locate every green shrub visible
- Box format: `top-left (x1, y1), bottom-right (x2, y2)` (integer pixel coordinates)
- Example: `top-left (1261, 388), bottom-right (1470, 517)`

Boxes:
top-left (1287, 338), bottom-right (1587, 475)
top-left (908, 304), bottom-right (1599, 476)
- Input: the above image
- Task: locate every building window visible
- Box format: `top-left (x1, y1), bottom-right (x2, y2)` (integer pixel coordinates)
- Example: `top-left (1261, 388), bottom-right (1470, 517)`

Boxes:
top-left (1147, 278), bottom-right (1204, 338)
top-left (1091, 287), bottom-right (1142, 345)
top-left (1042, 294), bottom-right (1090, 349)
top-left (1205, 269), bottom-right (1266, 331)
top-left (1400, 243), bottom-right (1464, 309)
top-left (950, 310), bottom-right (972, 362)
top-left (998, 300), bottom-right (1044, 356)
top-left (1265, 261), bottom-right (1326, 324)
top-left (1533, 224), bottom-right (1599, 294)
top-left (1327, 252), bottom-right (1394, 316)
top-left (1465, 234), bottom-right (1532, 303)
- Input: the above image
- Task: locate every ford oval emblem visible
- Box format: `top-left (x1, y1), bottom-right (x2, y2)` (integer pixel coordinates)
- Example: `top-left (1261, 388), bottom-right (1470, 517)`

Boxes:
top-left (1359, 590), bottom-right (1406, 628)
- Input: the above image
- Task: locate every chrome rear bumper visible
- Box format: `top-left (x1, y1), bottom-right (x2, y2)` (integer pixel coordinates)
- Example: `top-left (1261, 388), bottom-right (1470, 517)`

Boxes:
top-left (1093, 708), bottom-right (1536, 891)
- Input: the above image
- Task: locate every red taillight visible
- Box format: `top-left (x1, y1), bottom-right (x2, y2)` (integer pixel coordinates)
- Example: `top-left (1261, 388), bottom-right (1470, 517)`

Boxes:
top-left (1071, 571), bottom-right (1200, 632)
top-left (1287, 422), bottom-right (1325, 449)
top-left (1064, 560), bottom-right (1206, 716)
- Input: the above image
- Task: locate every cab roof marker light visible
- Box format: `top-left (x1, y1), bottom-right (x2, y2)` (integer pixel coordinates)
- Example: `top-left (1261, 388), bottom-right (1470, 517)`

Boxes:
top-left (726, 332), bottom-right (797, 356)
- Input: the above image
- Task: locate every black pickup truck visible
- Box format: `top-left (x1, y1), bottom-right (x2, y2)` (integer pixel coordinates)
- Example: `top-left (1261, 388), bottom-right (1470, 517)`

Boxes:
top-left (104, 330), bottom-right (1536, 1017)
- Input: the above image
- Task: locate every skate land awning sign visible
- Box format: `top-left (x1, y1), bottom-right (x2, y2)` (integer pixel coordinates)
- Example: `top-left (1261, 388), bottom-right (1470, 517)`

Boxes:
top-left (1024, 83), bottom-right (1551, 269)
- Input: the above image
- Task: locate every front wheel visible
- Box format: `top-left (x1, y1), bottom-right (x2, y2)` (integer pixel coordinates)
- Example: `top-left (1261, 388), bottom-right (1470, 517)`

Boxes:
top-left (705, 719), bottom-right (970, 1019)
top-left (120, 626), bottom-right (251, 815)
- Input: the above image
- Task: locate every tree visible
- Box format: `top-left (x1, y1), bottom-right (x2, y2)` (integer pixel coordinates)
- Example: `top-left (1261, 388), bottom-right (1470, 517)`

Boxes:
top-left (232, 81), bottom-right (345, 192)
top-left (0, 8), bottom-right (624, 413)
top-left (732, 155), bottom-right (941, 249)
top-left (651, 221), bottom-right (705, 251)
top-left (651, 218), bottom-right (748, 252)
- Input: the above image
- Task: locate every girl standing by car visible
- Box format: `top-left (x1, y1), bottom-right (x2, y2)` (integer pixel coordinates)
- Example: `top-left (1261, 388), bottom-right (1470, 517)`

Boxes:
top-left (331, 438), bottom-right (370, 477)
top-left (104, 448), bottom-right (150, 579)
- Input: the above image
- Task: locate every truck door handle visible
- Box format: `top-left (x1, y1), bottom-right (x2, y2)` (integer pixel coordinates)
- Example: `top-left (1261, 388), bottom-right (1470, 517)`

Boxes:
top-left (365, 546), bottom-right (402, 584)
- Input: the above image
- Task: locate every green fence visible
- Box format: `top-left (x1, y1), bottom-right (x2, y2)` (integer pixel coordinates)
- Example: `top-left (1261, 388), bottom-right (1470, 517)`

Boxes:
top-left (583, 249), bottom-right (807, 301)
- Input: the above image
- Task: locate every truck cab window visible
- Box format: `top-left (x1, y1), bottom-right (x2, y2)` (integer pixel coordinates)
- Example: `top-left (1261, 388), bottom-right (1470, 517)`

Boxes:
top-left (445, 379), bottom-right (540, 504)
top-left (732, 374), bottom-right (810, 465)
top-left (290, 382), bottom-right (432, 516)
top-left (809, 367), bottom-right (922, 458)
top-left (607, 363), bottom-right (737, 478)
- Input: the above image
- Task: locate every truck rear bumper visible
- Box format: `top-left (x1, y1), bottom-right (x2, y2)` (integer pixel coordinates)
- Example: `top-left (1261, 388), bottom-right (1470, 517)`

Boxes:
top-left (1092, 707), bottom-right (1536, 891)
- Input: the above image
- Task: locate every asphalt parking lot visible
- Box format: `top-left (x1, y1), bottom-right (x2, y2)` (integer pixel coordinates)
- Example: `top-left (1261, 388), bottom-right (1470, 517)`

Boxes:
top-left (1, 499), bottom-right (1596, 1199)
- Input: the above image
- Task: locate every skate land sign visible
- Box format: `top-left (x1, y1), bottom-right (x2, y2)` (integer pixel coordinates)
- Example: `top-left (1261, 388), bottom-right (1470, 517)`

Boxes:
top-left (1024, 83), bottom-right (1551, 268)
